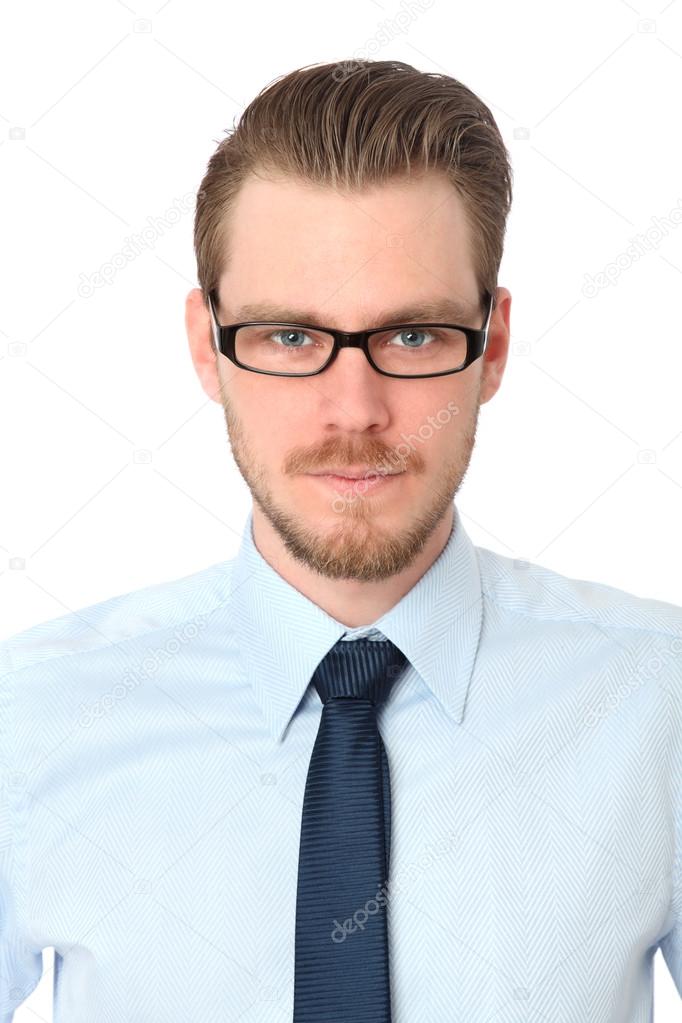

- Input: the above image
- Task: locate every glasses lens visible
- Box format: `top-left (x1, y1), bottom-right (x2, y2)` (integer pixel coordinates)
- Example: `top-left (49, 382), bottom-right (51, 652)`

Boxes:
top-left (370, 326), bottom-right (468, 375)
top-left (234, 324), bottom-right (468, 376)
top-left (235, 325), bottom-right (334, 374)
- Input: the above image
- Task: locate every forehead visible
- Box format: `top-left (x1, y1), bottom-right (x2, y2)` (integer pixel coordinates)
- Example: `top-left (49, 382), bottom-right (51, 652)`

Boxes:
top-left (220, 170), bottom-right (479, 328)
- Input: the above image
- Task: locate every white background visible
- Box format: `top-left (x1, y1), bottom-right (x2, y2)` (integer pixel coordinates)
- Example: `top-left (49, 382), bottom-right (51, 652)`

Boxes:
top-left (1, 0), bottom-right (681, 1017)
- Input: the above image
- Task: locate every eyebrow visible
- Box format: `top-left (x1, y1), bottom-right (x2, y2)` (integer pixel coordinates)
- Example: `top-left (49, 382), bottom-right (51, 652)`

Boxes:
top-left (228, 296), bottom-right (479, 328)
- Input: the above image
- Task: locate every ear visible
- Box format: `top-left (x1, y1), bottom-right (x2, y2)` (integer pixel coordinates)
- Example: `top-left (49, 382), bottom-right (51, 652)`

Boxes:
top-left (185, 288), bottom-right (225, 404)
top-left (479, 286), bottom-right (511, 405)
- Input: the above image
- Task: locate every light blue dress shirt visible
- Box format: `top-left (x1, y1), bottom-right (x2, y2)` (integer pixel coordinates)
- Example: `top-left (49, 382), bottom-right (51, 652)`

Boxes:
top-left (0, 504), bottom-right (680, 1021)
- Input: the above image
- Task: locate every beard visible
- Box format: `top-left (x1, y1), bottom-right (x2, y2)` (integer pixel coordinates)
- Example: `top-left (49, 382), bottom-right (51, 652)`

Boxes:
top-left (220, 385), bottom-right (481, 583)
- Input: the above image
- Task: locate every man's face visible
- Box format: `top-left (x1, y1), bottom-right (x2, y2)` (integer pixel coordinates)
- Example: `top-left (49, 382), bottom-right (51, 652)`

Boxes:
top-left (187, 169), bottom-right (510, 582)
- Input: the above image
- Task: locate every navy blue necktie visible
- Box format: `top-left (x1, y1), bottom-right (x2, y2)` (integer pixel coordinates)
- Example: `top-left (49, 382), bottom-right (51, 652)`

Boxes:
top-left (293, 636), bottom-right (408, 1022)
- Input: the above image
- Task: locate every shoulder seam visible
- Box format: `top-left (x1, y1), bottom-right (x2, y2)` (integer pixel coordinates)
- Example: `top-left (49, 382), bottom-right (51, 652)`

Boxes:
top-left (0, 577), bottom-right (235, 686)
top-left (481, 588), bottom-right (682, 641)
top-left (475, 548), bottom-right (682, 643)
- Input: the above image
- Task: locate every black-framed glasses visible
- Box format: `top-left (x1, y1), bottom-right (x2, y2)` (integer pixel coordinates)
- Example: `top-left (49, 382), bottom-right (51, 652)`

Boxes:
top-left (206, 288), bottom-right (495, 379)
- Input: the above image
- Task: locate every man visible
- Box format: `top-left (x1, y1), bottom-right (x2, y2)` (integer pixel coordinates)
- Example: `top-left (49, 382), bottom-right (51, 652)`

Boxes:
top-left (1, 59), bottom-right (680, 1021)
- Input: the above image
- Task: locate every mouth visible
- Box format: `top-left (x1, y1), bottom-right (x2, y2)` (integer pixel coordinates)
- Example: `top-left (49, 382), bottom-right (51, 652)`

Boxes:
top-left (308, 467), bottom-right (403, 480)
top-left (306, 471), bottom-right (405, 494)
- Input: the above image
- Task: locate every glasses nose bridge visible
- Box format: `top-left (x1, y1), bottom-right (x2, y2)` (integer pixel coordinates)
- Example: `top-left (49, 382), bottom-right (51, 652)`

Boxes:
top-left (333, 329), bottom-right (368, 351)
top-left (329, 329), bottom-right (375, 372)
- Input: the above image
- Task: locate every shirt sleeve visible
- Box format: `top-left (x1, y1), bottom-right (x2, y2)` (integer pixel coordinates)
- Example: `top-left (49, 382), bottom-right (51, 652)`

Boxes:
top-left (0, 670), bottom-right (43, 1019)
top-left (659, 672), bottom-right (682, 997)
top-left (659, 833), bottom-right (681, 995)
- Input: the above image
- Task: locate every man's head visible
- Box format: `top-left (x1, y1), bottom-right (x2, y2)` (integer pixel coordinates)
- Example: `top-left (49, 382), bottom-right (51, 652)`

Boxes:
top-left (186, 59), bottom-right (512, 583)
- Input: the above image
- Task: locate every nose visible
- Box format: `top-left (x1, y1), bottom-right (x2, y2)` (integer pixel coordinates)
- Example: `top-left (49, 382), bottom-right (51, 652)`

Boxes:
top-left (310, 347), bottom-right (394, 432)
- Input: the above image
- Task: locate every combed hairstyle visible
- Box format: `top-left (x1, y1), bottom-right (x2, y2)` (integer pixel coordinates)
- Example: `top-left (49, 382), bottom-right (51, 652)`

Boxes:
top-left (194, 59), bottom-right (513, 328)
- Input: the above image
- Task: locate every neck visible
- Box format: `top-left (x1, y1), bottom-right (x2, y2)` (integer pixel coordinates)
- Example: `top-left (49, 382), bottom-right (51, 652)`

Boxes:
top-left (250, 503), bottom-right (456, 628)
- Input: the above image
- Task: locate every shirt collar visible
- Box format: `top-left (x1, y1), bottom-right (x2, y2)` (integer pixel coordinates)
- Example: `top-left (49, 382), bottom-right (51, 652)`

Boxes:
top-left (228, 504), bottom-right (483, 743)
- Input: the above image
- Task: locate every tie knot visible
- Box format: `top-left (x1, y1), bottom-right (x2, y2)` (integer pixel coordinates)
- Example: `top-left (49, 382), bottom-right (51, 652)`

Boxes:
top-left (311, 637), bottom-right (408, 706)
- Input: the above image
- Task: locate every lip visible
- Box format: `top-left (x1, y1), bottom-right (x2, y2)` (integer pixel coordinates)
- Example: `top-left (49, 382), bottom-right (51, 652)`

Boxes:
top-left (306, 471), bottom-right (404, 495)
top-left (309, 467), bottom-right (402, 479)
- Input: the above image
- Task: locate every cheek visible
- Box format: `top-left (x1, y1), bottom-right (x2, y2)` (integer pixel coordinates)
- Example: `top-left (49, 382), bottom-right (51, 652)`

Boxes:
top-left (412, 391), bottom-right (466, 436)
top-left (232, 378), bottom-right (280, 420)
top-left (237, 385), bottom-right (299, 453)
top-left (408, 392), bottom-right (471, 464)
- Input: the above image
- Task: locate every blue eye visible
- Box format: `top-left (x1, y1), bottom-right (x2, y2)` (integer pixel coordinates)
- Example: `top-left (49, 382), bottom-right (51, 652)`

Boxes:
top-left (270, 329), bottom-right (313, 348)
top-left (389, 329), bottom-right (434, 349)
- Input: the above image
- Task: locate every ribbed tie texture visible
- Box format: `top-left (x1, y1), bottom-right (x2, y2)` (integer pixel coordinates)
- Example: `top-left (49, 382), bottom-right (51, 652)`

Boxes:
top-left (293, 637), bottom-right (408, 1023)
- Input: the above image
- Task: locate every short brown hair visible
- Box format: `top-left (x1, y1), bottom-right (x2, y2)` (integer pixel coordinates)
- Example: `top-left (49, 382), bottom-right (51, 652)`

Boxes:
top-left (194, 59), bottom-right (512, 317)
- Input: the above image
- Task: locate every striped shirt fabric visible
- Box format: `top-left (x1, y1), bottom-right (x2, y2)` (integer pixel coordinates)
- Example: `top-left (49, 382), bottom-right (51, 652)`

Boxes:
top-left (0, 503), bottom-right (680, 1021)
